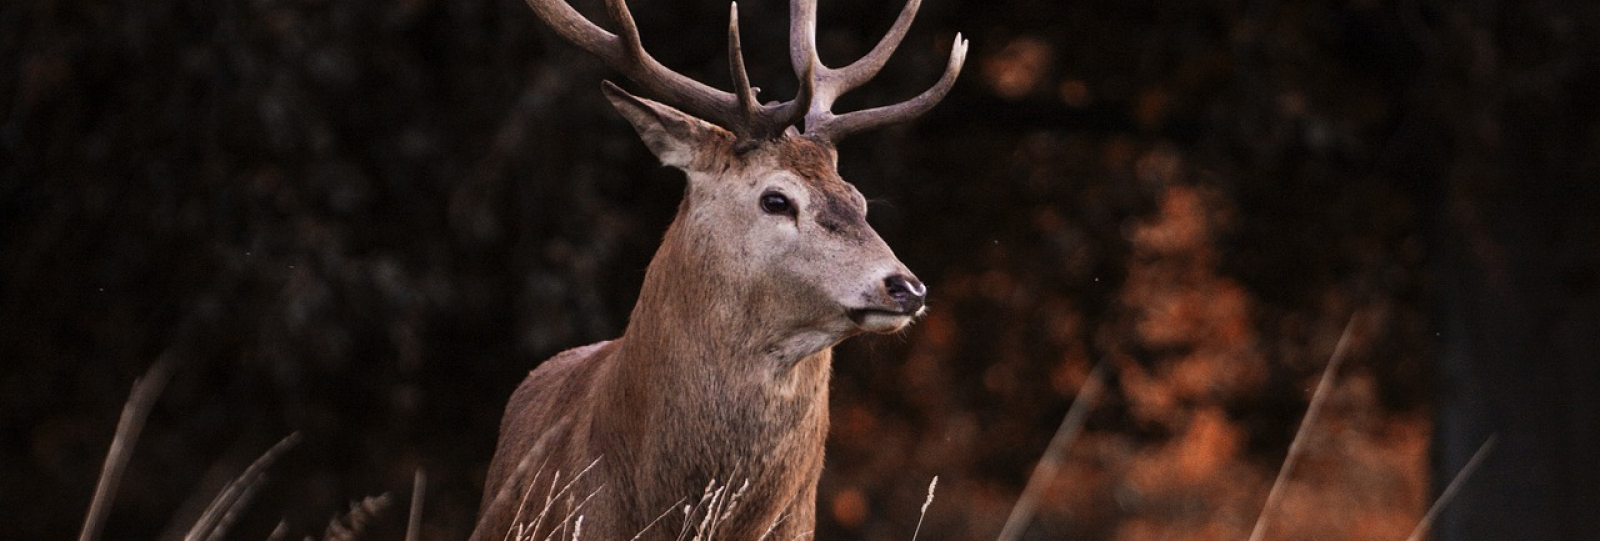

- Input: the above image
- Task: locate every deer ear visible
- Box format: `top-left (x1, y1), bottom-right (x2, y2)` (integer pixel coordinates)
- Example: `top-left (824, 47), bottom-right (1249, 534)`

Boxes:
top-left (602, 81), bottom-right (724, 170)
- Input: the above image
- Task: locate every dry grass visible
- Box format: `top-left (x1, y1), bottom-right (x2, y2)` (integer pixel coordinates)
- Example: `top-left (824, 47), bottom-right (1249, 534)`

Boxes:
top-left (996, 364), bottom-right (1106, 541)
top-left (77, 360), bottom-right (421, 541)
top-left (911, 477), bottom-right (938, 541)
top-left (1246, 318), bottom-right (1358, 541)
top-left (989, 312), bottom-right (1495, 541)
top-left (78, 356), bottom-right (174, 541)
top-left (323, 494), bottom-right (394, 541)
top-left (185, 433), bottom-right (302, 541)
top-left (503, 457), bottom-right (602, 541)
top-left (1404, 436), bottom-right (1496, 541)
top-left (80, 321), bottom-right (1475, 541)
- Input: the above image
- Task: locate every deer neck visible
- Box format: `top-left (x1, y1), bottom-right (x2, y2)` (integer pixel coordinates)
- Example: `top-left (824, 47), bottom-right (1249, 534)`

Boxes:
top-left (610, 216), bottom-right (841, 400)
top-left (594, 216), bottom-right (835, 489)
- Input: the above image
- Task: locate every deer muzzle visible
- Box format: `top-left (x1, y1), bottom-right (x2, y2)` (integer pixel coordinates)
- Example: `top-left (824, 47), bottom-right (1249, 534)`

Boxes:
top-left (847, 273), bottom-right (927, 333)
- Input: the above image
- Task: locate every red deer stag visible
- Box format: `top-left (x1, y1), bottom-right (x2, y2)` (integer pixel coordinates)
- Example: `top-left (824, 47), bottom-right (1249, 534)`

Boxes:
top-left (475, 0), bottom-right (966, 539)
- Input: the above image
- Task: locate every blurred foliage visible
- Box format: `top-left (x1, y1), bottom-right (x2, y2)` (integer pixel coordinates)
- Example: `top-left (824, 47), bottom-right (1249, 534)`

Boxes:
top-left (3, 0), bottom-right (1595, 539)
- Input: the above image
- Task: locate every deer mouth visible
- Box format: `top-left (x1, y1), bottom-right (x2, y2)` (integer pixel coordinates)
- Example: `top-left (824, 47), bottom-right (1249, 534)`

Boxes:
top-left (847, 307), bottom-right (921, 333)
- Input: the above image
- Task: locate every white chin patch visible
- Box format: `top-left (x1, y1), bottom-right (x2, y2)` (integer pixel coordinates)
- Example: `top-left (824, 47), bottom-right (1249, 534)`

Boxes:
top-left (853, 311), bottom-right (914, 333)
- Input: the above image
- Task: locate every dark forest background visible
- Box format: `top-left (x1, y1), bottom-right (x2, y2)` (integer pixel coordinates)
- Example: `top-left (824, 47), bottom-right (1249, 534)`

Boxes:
top-left (4, 0), bottom-right (1598, 539)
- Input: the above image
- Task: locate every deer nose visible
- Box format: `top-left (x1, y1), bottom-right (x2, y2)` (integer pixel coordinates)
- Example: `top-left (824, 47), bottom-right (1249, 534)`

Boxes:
top-left (884, 274), bottom-right (927, 314)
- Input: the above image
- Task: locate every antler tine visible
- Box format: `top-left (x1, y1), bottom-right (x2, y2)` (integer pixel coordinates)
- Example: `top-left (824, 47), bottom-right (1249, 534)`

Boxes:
top-left (522, 0), bottom-right (619, 60)
top-left (788, 0), bottom-right (964, 142)
top-left (808, 33), bottom-right (968, 143)
top-left (789, 0), bottom-right (820, 85)
top-left (727, 4), bottom-right (761, 123)
top-left (835, 0), bottom-right (922, 91)
top-left (597, 0), bottom-right (748, 128)
top-left (730, 2), bottom-right (815, 141)
top-left (603, 0), bottom-right (644, 58)
top-left (525, 0), bottom-right (759, 132)
top-left (806, 0), bottom-right (923, 116)
top-left (787, 0), bottom-right (920, 124)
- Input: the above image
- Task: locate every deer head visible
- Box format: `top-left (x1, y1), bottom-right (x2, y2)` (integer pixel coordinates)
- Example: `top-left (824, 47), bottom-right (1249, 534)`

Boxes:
top-left (528, 0), bottom-right (966, 355)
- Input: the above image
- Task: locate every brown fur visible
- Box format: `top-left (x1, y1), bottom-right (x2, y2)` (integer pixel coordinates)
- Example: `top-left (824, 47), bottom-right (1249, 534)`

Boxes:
top-left (474, 95), bottom-right (919, 541)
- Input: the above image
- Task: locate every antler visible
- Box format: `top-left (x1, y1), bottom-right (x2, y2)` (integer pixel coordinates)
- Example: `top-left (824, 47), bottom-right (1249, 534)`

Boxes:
top-left (789, 0), bottom-right (969, 142)
top-left (523, 0), bottom-right (802, 141)
top-left (523, 0), bottom-right (967, 144)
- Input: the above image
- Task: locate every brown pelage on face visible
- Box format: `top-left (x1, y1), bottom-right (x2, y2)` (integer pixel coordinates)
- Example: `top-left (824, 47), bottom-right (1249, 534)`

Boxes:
top-left (765, 138), bottom-right (871, 240)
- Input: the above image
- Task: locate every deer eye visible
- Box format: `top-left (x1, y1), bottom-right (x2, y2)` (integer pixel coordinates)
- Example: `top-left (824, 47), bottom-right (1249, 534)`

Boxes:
top-left (759, 191), bottom-right (795, 216)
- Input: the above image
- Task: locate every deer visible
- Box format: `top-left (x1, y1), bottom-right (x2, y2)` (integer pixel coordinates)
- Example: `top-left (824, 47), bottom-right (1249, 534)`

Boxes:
top-left (473, 0), bottom-right (966, 539)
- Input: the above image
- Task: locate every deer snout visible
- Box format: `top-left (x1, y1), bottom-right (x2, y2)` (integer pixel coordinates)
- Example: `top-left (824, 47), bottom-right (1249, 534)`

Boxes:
top-left (845, 272), bottom-right (927, 333)
top-left (884, 274), bottom-right (927, 315)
